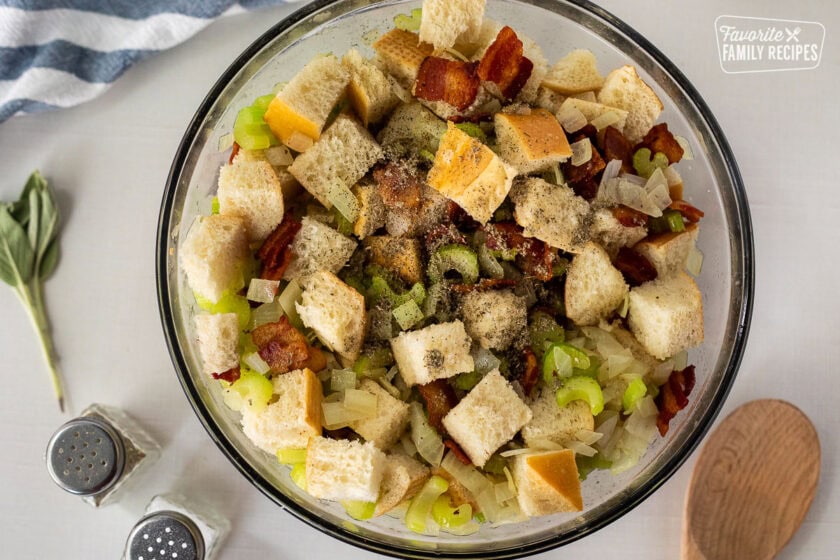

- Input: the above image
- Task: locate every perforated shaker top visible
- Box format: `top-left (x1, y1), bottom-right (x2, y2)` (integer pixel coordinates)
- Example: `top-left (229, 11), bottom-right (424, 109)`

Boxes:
top-left (46, 416), bottom-right (125, 496)
top-left (125, 511), bottom-right (205, 560)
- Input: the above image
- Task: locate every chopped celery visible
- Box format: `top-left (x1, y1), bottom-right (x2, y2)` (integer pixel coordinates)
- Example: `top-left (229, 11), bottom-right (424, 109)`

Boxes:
top-left (529, 311), bottom-right (565, 355)
top-left (195, 291), bottom-right (251, 331)
top-left (477, 243), bottom-right (504, 279)
top-left (393, 299), bottom-right (425, 330)
top-left (252, 93), bottom-right (276, 111)
top-left (290, 463), bottom-right (307, 490)
top-left (542, 342), bottom-right (589, 383)
top-left (432, 495), bottom-right (473, 528)
top-left (482, 454), bottom-right (507, 475)
top-left (666, 209), bottom-right (686, 232)
top-left (556, 376), bottom-right (605, 415)
top-left (211, 196), bottom-right (220, 215)
top-left (230, 371), bottom-right (274, 414)
top-left (331, 368), bottom-right (357, 392)
top-left (552, 258), bottom-right (569, 278)
top-left (406, 475), bottom-right (449, 534)
top-left (394, 8), bottom-right (422, 32)
top-left (367, 275), bottom-right (426, 309)
top-left (576, 453), bottom-right (612, 480)
top-left (352, 347), bottom-right (394, 376)
top-left (419, 149), bottom-right (436, 163)
top-left (341, 500), bottom-right (376, 521)
top-left (455, 122), bottom-right (488, 143)
top-left (276, 448), bottom-right (307, 465)
top-left (622, 377), bottom-right (648, 413)
top-left (453, 370), bottom-right (483, 391)
top-left (632, 148), bottom-right (669, 179)
top-left (333, 207), bottom-right (353, 236)
top-left (233, 95), bottom-right (280, 151)
top-left (428, 244), bottom-right (479, 285)
top-left (344, 388), bottom-right (378, 414)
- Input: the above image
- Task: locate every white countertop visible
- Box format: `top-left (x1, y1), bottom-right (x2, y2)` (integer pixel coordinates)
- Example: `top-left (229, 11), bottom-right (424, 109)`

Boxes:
top-left (0, 1), bottom-right (837, 558)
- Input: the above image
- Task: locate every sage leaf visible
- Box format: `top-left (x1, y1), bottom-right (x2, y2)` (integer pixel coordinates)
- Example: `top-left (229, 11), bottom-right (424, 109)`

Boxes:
top-left (0, 204), bottom-right (34, 286)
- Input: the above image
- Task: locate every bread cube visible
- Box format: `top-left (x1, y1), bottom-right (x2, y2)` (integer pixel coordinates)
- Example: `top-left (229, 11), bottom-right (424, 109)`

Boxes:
top-left (351, 379), bottom-right (411, 450)
top-left (376, 102), bottom-right (447, 159)
top-left (419, 0), bottom-right (486, 50)
top-left (558, 97), bottom-right (629, 135)
top-left (364, 236), bottom-right (424, 285)
top-left (240, 368), bottom-right (323, 453)
top-left (543, 49), bottom-right (604, 94)
top-left (589, 207), bottom-right (648, 257)
top-left (460, 289), bottom-right (527, 351)
top-left (296, 271), bottom-right (366, 362)
top-left (597, 65), bottom-right (663, 144)
top-left (305, 437), bottom-right (387, 502)
top-left (263, 55), bottom-right (350, 152)
top-left (633, 223), bottom-right (699, 277)
top-left (494, 109), bottom-right (572, 174)
top-left (217, 154), bottom-right (284, 242)
top-left (534, 87), bottom-right (567, 114)
top-left (180, 214), bottom-right (249, 303)
top-left (521, 388), bottom-right (594, 447)
top-left (427, 122), bottom-right (516, 224)
top-left (517, 34), bottom-right (548, 104)
top-left (384, 186), bottom-right (449, 238)
top-left (512, 449), bottom-right (583, 516)
top-left (373, 29), bottom-right (434, 89)
top-left (288, 114), bottom-right (383, 209)
top-left (627, 271), bottom-right (704, 360)
top-left (564, 242), bottom-right (629, 326)
top-left (352, 182), bottom-right (386, 239)
top-left (283, 217), bottom-right (357, 282)
top-left (390, 320), bottom-right (474, 386)
top-left (510, 177), bottom-right (591, 253)
top-left (194, 313), bottom-right (239, 376)
top-left (375, 453), bottom-right (430, 516)
top-left (342, 48), bottom-right (400, 127)
top-left (442, 370), bottom-right (532, 467)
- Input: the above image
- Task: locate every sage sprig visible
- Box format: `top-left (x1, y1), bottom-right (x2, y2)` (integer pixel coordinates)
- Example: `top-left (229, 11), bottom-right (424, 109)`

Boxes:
top-left (0, 171), bottom-right (63, 410)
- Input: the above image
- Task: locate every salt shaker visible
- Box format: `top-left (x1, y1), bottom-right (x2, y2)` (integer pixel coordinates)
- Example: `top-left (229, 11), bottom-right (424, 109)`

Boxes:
top-left (123, 493), bottom-right (230, 560)
top-left (45, 403), bottom-right (160, 507)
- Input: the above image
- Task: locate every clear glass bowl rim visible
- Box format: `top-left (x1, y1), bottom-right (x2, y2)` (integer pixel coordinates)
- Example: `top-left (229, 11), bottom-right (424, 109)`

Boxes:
top-left (156, 0), bottom-right (755, 557)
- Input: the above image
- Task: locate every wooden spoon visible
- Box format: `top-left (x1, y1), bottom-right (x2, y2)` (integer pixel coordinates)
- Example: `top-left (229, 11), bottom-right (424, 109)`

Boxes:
top-left (682, 399), bottom-right (820, 560)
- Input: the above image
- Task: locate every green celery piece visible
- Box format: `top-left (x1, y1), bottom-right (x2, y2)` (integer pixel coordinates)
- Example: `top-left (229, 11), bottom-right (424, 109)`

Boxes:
top-left (428, 244), bottom-right (479, 284)
top-left (453, 370), bottom-right (483, 391)
top-left (455, 122), bottom-right (487, 143)
top-left (419, 149), bottom-right (436, 163)
top-left (543, 342), bottom-right (590, 383)
top-left (211, 196), bottom-right (220, 215)
top-left (276, 448), bottom-right (307, 465)
top-left (253, 93), bottom-right (276, 111)
top-left (622, 377), bottom-right (648, 413)
top-left (393, 299), bottom-right (424, 330)
top-left (431, 495), bottom-right (473, 528)
top-left (556, 376), bottom-right (605, 415)
top-left (665, 209), bottom-right (686, 232)
top-left (230, 372), bottom-right (274, 414)
top-left (290, 463), bottom-right (307, 490)
top-left (406, 475), bottom-right (449, 534)
top-left (394, 8), bottom-right (422, 32)
top-left (194, 290), bottom-right (251, 331)
top-left (341, 500), bottom-right (376, 520)
top-left (333, 207), bottom-right (353, 236)
top-left (528, 311), bottom-right (565, 356)
top-left (632, 148), bottom-right (669, 179)
top-left (576, 453), bottom-right (612, 481)
top-left (481, 453), bottom-right (507, 475)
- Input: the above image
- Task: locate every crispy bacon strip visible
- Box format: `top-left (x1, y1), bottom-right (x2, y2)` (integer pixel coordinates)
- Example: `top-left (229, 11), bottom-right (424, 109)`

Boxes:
top-left (483, 222), bottom-right (554, 281)
top-left (602, 126), bottom-right (634, 174)
top-left (655, 365), bottom-right (696, 436)
top-left (669, 199), bottom-right (705, 223)
top-left (444, 439), bottom-right (472, 465)
top-left (611, 205), bottom-right (649, 228)
top-left (417, 379), bottom-right (460, 432)
top-left (212, 366), bottom-right (241, 384)
top-left (636, 123), bottom-right (684, 164)
top-left (414, 57), bottom-right (480, 111)
top-left (450, 278), bottom-right (518, 294)
top-left (446, 201), bottom-right (480, 231)
top-left (562, 128), bottom-right (606, 200)
top-left (477, 26), bottom-right (533, 101)
top-left (614, 247), bottom-right (658, 287)
top-left (520, 347), bottom-right (539, 397)
top-left (252, 317), bottom-right (326, 374)
top-left (228, 142), bottom-right (241, 165)
top-left (373, 161), bottom-right (423, 209)
top-left (257, 213), bottom-right (301, 281)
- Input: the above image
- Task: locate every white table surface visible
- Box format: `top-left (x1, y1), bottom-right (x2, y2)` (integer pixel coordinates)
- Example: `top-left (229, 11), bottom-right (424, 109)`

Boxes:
top-left (1, 1), bottom-right (837, 558)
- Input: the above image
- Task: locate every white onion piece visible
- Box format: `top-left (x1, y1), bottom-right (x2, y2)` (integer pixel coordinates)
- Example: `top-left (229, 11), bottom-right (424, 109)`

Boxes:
top-left (265, 145), bottom-right (294, 167)
top-left (570, 138), bottom-right (592, 166)
top-left (218, 132), bottom-right (234, 152)
top-left (566, 440), bottom-right (598, 457)
top-left (330, 368), bottom-right (357, 392)
top-left (652, 359), bottom-right (675, 385)
top-left (247, 278), bottom-right (280, 303)
top-left (572, 91), bottom-right (597, 102)
top-left (635, 395), bottom-right (659, 418)
top-left (619, 173), bottom-right (646, 186)
top-left (327, 181), bottom-right (360, 222)
top-left (377, 377), bottom-right (402, 399)
top-left (243, 352), bottom-right (271, 375)
top-left (444, 47), bottom-right (469, 62)
top-left (500, 447), bottom-right (535, 458)
top-left (250, 299), bottom-right (283, 329)
top-left (400, 432), bottom-right (417, 458)
top-left (576, 429), bottom-right (604, 446)
top-left (598, 159), bottom-right (623, 198)
top-left (645, 168), bottom-right (672, 211)
top-left (590, 110), bottom-right (621, 131)
top-left (664, 165), bottom-right (683, 187)
top-left (552, 162), bottom-right (564, 186)
top-left (594, 411), bottom-right (619, 449)
top-left (675, 135), bottom-right (694, 160)
top-left (674, 350), bottom-right (689, 371)
top-left (410, 402), bottom-right (444, 466)
top-left (686, 245), bottom-right (704, 276)
top-left (624, 408), bottom-right (657, 440)
top-left (472, 347), bottom-right (501, 375)
top-left (557, 106), bottom-right (587, 133)
top-left (615, 178), bottom-right (662, 217)
top-left (441, 520), bottom-right (481, 536)
top-left (494, 481), bottom-right (515, 503)
top-left (344, 388), bottom-right (377, 413)
top-left (322, 400), bottom-right (374, 429)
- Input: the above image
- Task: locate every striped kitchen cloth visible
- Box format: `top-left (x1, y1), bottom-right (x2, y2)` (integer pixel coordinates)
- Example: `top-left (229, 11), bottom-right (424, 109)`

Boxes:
top-left (0, 0), bottom-right (295, 123)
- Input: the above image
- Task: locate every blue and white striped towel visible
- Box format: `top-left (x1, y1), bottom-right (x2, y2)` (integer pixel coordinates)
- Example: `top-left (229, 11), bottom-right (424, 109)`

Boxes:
top-left (0, 0), bottom-right (294, 123)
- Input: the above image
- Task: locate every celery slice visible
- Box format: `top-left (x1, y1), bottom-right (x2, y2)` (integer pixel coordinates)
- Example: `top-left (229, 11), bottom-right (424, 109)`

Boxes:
top-left (195, 291), bottom-right (251, 331)
top-left (431, 495), bottom-right (473, 528)
top-left (428, 244), bottom-right (479, 284)
top-left (341, 500), bottom-right (376, 520)
top-left (406, 475), bottom-right (449, 534)
top-left (632, 148), bottom-right (669, 179)
top-left (290, 463), bottom-right (307, 490)
top-left (556, 376), bottom-right (605, 415)
top-left (622, 377), bottom-right (648, 413)
top-left (230, 372), bottom-right (274, 414)
top-left (394, 8), bottom-right (422, 32)
top-left (276, 448), bottom-right (307, 465)
top-left (542, 342), bottom-right (589, 383)
top-left (393, 299), bottom-right (424, 330)
top-left (455, 122), bottom-right (487, 143)
top-left (211, 196), bottom-right (220, 215)
top-left (330, 368), bottom-right (357, 392)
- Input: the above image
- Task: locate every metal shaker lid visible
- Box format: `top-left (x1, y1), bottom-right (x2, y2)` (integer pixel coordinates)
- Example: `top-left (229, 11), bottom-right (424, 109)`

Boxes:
top-left (46, 416), bottom-right (125, 496)
top-left (125, 510), bottom-right (205, 560)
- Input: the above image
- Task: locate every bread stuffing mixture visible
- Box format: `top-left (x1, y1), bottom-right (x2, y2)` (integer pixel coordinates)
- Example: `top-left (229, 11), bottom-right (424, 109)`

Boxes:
top-left (179, 0), bottom-right (706, 534)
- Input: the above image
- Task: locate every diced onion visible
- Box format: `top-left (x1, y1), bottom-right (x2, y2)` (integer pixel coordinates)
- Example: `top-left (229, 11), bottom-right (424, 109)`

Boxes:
top-left (594, 411), bottom-right (619, 450)
top-left (278, 279), bottom-right (303, 326)
top-left (572, 91), bottom-right (597, 102)
top-left (322, 400), bottom-right (374, 429)
top-left (344, 388), bottom-right (378, 414)
top-left (330, 368), bottom-right (358, 392)
top-left (393, 300), bottom-right (424, 330)
top-left (377, 376), bottom-right (402, 399)
top-left (675, 135), bottom-right (694, 160)
top-left (565, 440), bottom-right (598, 457)
top-left (674, 350), bottom-right (689, 371)
top-left (503, 466), bottom-right (517, 495)
top-left (552, 162), bottom-right (564, 186)
top-left (441, 520), bottom-right (480, 536)
top-left (218, 132), bottom-right (234, 152)
top-left (410, 402), bottom-right (444, 466)
top-left (250, 299), bottom-right (283, 329)
top-left (472, 346), bottom-right (501, 375)
top-left (644, 168), bottom-right (672, 211)
top-left (576, 429), bottom-right (604, 446)
top-left (557, 106), bottom-right (587, 133)
top-left (618, 293), bottom-right (630, 318)
top-left (590, 110), bottom-right (620, 131)
top-left (494, 481), bottom-right (515, 503)
top-left (570, 138), bottom-right (592, 166)
top-left (686, 245), bottom-right (704, 276)
top-left (247, 278), bottom-right (280, 303)
top-left (635, 395), bottom-right (659, 418)
top-left (598, 159), bottom-right (622, 197)
top-left (400, 432), bottom-right (418, 457)
top-left (500, 447), bottom-right (534, 458)
top-left (443, 47), bottom-right (469, 62)
top-left (243, 352), bottom-right (271, 375)
top-left (664, 164), bottom-right (683, 186)
top-left (265, 145), bottom-right (294, 166)
top-left (327, 181), bottom-right (360, 223)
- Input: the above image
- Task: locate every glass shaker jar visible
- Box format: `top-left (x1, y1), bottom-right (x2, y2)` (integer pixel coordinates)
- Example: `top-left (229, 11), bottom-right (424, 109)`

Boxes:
top-left (45, 403), bottom-right (160, 507)
top-left (123, 493), bottom-right (230, 560)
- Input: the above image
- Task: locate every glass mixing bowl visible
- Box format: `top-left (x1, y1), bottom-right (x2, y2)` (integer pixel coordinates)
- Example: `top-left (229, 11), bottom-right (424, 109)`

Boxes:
top-left (157, 0), bottom-right (754, 557)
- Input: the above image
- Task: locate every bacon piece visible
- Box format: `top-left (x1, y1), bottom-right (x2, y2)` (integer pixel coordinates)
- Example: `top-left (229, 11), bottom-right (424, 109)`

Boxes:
top-left (425, 222), bottom-right (468, 255)
top-left (252, 316), bottom-right (325, 374)
top-left (446, 201), bottom-right (480, 231)
top-left (611, 205), bottom-right (649, 228)
top-left (414, 57), bottom-right (480, 111)
top-left (520, 347), bottom-right (539, 397)
top-left (477, 26), bottom-right (533, 101)
top-left (228, 142), bottom-right (241, 165)
top-left (669, 199), bottom-right (705, 223)
top-left (614, 247), bottom-right (658, 287)
top-left (483, 222), bottom-right (554, 281)
top-left (655, 365), bottom-right (696, 436)
top-left (373, 161), bottom-right (424, 209)
top-left (212, 366), bottom-right (241, 384)
top-left (257, 213), bottom-right (301, 281)
top-left (444, 439), bottom-right (472, 465)
top-left (635, 123), bottom-right (684, 164)
top-left (450, 278), bottom-right (517, 295)
top-left (417, 379), bottom-right (460, 432)
top-left (601, 126), bottom-right (634, 174)
top-left (562, 128), bottom-right (606, 200)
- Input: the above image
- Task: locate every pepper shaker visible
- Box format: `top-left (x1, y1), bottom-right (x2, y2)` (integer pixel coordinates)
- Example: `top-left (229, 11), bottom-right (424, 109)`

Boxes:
top-left (123, 493), bottom-right (230, 560)
top-left (45, 403), bottom-right (160, 507)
